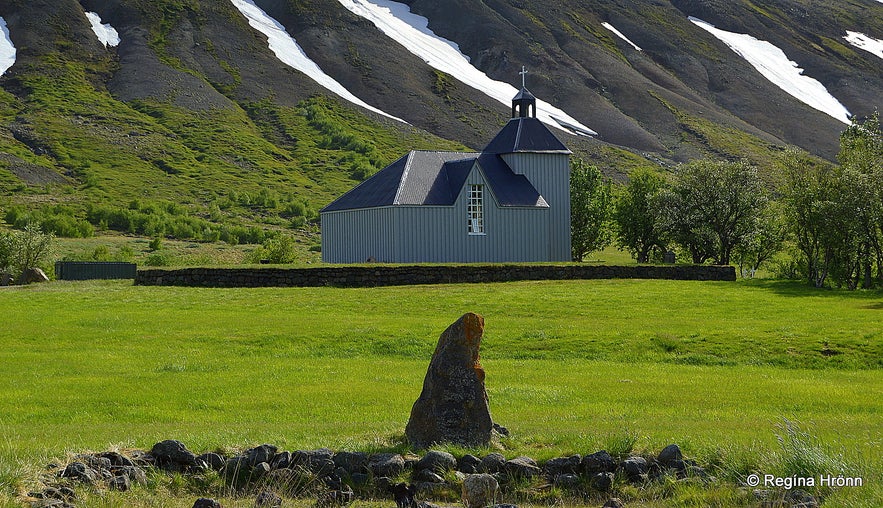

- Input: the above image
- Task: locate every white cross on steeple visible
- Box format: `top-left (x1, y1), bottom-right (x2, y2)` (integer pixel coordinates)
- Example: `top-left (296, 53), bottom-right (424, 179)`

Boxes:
top-left (519, 66), bottom-right (528, 88)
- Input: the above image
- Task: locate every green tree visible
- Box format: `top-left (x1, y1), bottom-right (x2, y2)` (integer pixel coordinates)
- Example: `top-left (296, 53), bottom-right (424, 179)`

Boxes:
top-left (0, 224), bottom-right (55, 282)
top-left (613, 167), bottom-right (666, 263)
top-left (734, 201), bottom-right (787, 277)
top-left (837, 112), bottom-right (882, 288)
top-left (782, 114), bottom-right (882, 289)
top-left (570, 160), bottom-right (613, 261)
top-left (780, 150), bottom-right (840, 287)
top-left (655, 159), bottom-right (766, 265)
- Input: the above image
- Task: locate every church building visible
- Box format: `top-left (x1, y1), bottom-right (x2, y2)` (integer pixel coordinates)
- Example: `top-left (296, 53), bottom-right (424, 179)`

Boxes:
top-left (320, 86), bottom-right (572, 263)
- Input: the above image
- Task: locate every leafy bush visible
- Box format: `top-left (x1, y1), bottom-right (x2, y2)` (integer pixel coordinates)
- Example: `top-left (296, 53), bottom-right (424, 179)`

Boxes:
top-left (246, 234), bottom-right (297, 264)
top-left (145, 252), bottom-right (171, 267)
top-left (0, 224), bottom-right (55, 280)
top-left (4, 205), bottom-right (93, 238)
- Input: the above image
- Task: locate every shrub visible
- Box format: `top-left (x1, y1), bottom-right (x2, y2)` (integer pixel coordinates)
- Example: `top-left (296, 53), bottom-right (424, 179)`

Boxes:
top-left (145, 252), bottom-right (171, 267)
top-left (149, 236), bottom-right (164, 251)
top-left (0, 224), bottom-right (55, 279)
top-left (246, 234), bottom-right (297, 264)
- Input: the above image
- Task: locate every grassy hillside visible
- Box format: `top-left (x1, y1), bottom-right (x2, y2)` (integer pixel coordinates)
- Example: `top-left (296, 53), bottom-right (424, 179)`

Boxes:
top-left (0, 47), bottom-right (464, 246)
top-left (0, 279), bottom-right (881, 506)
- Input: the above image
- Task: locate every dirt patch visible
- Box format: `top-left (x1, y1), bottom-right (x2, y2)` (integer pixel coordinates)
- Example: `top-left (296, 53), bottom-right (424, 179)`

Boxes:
top-left (0, 154), bottom-right (69, 185)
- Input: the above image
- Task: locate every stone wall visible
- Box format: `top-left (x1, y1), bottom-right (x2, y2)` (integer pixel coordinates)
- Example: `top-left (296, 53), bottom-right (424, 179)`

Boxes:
top-left (135, 264), bottom-right (736, 288)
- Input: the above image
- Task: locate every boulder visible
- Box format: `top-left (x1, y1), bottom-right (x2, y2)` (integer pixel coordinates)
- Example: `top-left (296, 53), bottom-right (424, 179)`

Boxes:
top-left (97, 452), bottom-right (135, 467)
top-left (150, 440), bottom-right (199, 470)
top-left (414, 469), bottom-right (445, 483)
top-left (245, 444), bottom-right (278, 467)
top-left (19, 267), bottom-right (49, 284)
top-left (316, 486), bottom-right (354, 507)
top-left (333, 451), bottom-right (369, 474)
top-left (553, 474), bottom-right (581, 488)
top-left (786, 489), bottom-right (819, 508)
top-left (457, 454), bottom-right (482, 474)
top-left (108, 474), bottom-right (131, 492)
top-left (582, 451), bottom-right (616, 474)
top-left (292, 448), bottom-right (335, 475)
top-left (657, 444), bottom-right (682, 467)
top-left (405, 313), bottom-right (494, 448)
top-left (416, 451), bottom-right (457, 473)
top-left (255, 490), bottom-right (283, 507)
top-left (590, 472), bottom-right (614, 492)
top-left (543, 455), bottom-right (581, 477)
top-left (619, 457), bottom-right (648, 483)
top-left (198, 452), bottom-right (228, 471)
top-left (193, 499), bottom-right (222, 508)
top-left (601, 499), bottom-right (624, 508)
top-left (462, 474), bottom-right (499, 508)
top-left (59, 462), bottom-right (98, 483)
top-left (504, 457), bottom-right (541, 479)
top-left (369, 453), bottom-right (406, 478)
top-left (114, 465), bottom-right (148, 485)
top-left (267, 451), bottom-right (290, 470)
top-left (480, 453), bottom-right (506, 474)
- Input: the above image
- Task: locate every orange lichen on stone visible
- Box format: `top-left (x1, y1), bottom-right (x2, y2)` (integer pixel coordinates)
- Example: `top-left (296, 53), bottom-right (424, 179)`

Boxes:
top-left (462, 312), bottom-right (486, 382)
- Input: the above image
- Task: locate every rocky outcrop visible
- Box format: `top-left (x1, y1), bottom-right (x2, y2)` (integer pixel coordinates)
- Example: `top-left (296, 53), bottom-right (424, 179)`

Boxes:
top-left (405, 313), bottom-right (494, 448)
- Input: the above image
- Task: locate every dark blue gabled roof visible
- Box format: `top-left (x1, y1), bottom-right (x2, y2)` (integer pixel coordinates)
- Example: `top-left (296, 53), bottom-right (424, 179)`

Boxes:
top-left (321, 150), bottom-right (549, 212)
top-left (321, 151), bottom-right (478, 212)
top-left (484, 117), bottom-right (571, 154)
top-left (477, 154), bottom-right (548, 208)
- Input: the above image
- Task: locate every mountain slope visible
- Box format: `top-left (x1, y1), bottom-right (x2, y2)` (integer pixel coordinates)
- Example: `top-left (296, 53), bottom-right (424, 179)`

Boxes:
top-left (0, 0), bottom-right (880, 243)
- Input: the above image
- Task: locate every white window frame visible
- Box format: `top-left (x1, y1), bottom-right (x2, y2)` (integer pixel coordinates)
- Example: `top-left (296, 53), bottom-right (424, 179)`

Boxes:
top-left (467, 184), bottom-right (485, 235)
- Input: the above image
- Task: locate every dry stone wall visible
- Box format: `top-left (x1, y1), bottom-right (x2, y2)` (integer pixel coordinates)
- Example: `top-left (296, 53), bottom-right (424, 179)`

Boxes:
top-left (135, 264), bottom-right (736, 288)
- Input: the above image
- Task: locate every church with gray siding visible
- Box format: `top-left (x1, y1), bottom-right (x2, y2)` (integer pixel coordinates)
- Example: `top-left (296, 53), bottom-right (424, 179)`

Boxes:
top-left (320, 88), bottom-right (572, 263)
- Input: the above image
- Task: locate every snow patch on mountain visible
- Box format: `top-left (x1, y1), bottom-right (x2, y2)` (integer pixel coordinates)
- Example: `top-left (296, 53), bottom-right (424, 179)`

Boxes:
top-left (0, 17), bottom-right (15, 76)
top-left (336, 0), bottom-right (598, 136)
top-left (229, 0), bottom-right (405, 123)
top-left (602, 22), bottom-right (642, 51)
top-left (690, 17), bottom-right (851, 125)
top-left (85, 12), bottom-right (120, 48)
top-left (844, 31), bottom-right (883, 61)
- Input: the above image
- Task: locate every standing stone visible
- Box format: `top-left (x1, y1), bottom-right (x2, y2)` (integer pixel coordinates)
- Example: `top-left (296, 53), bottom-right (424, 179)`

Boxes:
top-left (461, 474), bottom-right (498, 508)
top-left (405, 313), bottom-right (493, 448)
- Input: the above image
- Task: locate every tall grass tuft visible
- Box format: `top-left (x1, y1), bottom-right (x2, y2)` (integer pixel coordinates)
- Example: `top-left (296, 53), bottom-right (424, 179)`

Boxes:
top-left (603, 430), bottom-right (639, 459)
top-left (774, 419), bottom-right (847, 478)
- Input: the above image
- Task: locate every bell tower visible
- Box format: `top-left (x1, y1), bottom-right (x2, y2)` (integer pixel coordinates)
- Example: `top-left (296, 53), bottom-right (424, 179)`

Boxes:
top-left (511, 66), bottom-right (537, 118)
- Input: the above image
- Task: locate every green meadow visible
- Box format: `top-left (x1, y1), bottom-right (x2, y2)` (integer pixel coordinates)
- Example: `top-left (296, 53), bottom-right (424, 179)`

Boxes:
top-left (1, 278), bottom-right (881, 507)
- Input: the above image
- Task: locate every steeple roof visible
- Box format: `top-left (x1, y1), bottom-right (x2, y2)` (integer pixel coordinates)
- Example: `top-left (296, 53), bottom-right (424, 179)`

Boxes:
top-left (483, 117), bottom-right (572, 154)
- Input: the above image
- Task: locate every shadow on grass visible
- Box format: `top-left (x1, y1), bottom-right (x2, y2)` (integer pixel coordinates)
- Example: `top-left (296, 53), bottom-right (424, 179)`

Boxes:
top-left (741, 278), bottom-right (883, 301)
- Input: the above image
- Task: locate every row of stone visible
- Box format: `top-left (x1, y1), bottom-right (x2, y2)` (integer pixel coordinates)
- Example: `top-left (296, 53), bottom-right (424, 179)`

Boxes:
top-left (135, 264), bottom-right (736, 288)
top-left (36, 440), bottom-right (698, 501)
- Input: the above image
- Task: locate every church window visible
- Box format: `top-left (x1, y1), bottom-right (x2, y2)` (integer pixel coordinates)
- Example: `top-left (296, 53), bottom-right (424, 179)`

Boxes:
top-left (467, 184), bottom-right (485, 235)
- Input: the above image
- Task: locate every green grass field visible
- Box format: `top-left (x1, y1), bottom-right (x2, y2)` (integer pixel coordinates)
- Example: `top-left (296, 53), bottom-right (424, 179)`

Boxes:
top-left (1, 278), bottom-right (881, 507)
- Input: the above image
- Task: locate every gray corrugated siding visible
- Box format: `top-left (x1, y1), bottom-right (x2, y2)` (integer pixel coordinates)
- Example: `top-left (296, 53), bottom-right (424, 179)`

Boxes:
top-left (502, 153), bottom-right (571, 261)
top-left (321, 165), bottom-right (555, 263)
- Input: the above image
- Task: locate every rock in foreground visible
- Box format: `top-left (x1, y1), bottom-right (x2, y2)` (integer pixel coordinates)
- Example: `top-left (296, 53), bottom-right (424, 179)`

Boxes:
top-left (405, 313), bottom-right (493, 448)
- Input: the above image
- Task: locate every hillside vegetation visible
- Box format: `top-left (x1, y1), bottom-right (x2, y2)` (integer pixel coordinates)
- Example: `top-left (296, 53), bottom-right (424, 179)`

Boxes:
top-left (0, 0), bottom-right (880, 251)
